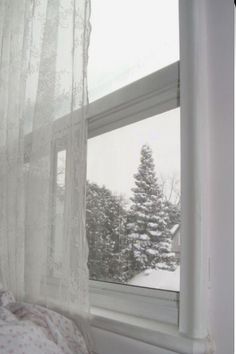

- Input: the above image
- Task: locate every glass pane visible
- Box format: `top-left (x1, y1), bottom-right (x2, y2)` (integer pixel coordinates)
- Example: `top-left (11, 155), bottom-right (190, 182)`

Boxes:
top-left (87, 108), bottom-right (180, 291)
top-left (88, 0), bottom-right (179, 102)
top-left (51, 150), bottom-right (66, 276)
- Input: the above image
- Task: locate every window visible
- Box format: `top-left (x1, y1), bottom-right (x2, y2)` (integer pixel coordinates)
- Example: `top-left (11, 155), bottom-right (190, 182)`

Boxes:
top-left (87, 109), bottom-right (180, 292)
top-left (86, 1), bottom-right (212, 348)
top-left (23, 1), bottom-right (213, 350)
top-left (44, 59), bottom-right (180, 324)
top-left (88, 0), bottom-right (179, 101)
top-left (51, 149), bottom-right (67, 277)
top-left (86, 61), bottom-right (180, 323)
top-left (23, 0), bottom-right (181, 327)
top-left (86, 0), bottom-right (180, 307)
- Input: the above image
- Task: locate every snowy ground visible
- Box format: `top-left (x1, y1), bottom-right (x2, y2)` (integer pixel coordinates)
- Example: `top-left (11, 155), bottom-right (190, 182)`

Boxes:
top-left (128, 266), bottom-right (180, 292)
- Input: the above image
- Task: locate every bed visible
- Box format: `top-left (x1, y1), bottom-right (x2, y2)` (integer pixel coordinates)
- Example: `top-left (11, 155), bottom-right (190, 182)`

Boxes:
top-left (0, 290), bottom-right (90, 354)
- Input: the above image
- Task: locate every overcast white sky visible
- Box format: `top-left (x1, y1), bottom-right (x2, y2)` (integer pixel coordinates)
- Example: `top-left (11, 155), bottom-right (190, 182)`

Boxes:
top-left (88, 0), bottom-right (179, 101)
top-left (87, 0), bottom-right (180, 201)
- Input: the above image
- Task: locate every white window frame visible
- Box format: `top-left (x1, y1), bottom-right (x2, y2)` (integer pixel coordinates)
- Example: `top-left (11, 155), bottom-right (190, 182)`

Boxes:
top-left (36, 62), bottom-right (180, 326)
top-left (86, 61), bottom-right (180, 326)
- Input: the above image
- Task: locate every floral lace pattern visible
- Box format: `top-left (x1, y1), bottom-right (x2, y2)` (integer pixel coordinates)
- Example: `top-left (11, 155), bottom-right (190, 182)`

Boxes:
top-left (0, 0), bottom-right (91, 349)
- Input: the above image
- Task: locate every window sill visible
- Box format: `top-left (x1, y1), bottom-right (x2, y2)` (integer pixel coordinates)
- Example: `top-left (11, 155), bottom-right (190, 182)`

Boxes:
top-left (90, 307), bottom-right (213, 354)
top-left (89, 280), bottom-right (179, 326)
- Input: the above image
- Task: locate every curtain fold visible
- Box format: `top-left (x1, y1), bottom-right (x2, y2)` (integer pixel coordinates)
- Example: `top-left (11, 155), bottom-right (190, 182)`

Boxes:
top-left (0, 0), bottom-right (91, 339)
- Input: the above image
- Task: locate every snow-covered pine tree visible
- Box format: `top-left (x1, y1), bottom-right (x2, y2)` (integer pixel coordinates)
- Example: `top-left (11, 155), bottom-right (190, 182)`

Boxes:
top-left (127, 144), bottom-right (176, 272)
top-left (164, 200), bottom-right (181, 230)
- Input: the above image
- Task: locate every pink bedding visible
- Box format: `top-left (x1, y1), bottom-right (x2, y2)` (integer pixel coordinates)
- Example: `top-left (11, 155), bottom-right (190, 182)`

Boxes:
top-left (0, 291), bottom-right (89, 354)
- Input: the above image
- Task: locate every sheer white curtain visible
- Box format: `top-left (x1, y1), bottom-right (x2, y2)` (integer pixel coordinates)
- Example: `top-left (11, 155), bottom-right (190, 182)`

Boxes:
top-left (0, 0), bottom-right (91, 327)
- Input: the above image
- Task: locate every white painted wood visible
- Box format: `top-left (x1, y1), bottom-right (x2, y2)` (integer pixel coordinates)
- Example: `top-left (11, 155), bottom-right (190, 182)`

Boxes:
top-left (89, 281), bottom-right (178, 325)
top-left (90, 312), bottom-right (211, 354)
top-left (179, 0), bottom-right (209, 339)
top-left (87, 62), bottom-right (179, 138)
top-left (24, 62), bottom-right (179, 159)
top-left (45, 275), bottom-right (179, 325)
top-left (91, 327), bottom-right (177, 354)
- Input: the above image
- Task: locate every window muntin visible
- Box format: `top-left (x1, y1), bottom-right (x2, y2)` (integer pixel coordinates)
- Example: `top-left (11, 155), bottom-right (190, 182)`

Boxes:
top-left (88, 0), bottom-right (179, 102)
top-left (87, 108), bottom-right (180, 292)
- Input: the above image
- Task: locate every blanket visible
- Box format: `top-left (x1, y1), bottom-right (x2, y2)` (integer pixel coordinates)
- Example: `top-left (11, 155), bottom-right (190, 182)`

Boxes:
top-left (0, 290), bottom-right (89, 354)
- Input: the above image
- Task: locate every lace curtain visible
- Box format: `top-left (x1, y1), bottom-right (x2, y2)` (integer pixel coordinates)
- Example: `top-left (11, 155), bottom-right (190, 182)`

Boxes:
top-left (0, 0), bottom-right (91, 330)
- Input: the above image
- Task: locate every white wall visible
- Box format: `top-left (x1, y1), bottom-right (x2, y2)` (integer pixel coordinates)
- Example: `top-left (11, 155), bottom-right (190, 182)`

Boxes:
top-left (207, 1), bottom-right (234, 353)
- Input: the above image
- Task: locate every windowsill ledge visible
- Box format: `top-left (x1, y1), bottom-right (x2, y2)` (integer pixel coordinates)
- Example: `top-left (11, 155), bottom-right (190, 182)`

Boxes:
top-left (90, 307), bottom-right (214, 354)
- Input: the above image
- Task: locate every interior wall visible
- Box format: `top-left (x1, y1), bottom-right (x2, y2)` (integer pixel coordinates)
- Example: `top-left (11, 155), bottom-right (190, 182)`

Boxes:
top-left (207, 0), bottom-right (234, 353)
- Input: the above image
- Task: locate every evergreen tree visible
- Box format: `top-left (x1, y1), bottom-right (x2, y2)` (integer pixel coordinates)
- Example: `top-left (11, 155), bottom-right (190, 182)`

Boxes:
top-left (127, 144), bottom-right (176, 272)
top-left (86, 181), bottom-right (128, 282)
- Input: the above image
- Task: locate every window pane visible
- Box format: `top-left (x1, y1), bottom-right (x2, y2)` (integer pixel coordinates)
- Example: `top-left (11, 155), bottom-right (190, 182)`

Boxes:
top-left (51, 150), bottom-right (66, 277)
top-left (88, 0), bottom-right (179, 101)
top-left (87, 108), bottom-right (180, 291)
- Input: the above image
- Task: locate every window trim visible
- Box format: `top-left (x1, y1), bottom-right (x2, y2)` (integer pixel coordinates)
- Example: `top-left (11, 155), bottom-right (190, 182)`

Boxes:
top-left (87, 61), bottom-right (179, 138)
top-left (90, 280), bottom-right (179, 326)
top-left (179, 0), bottom-right (209, 340)
top-left (24, 62), bottom-right (179, 159)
